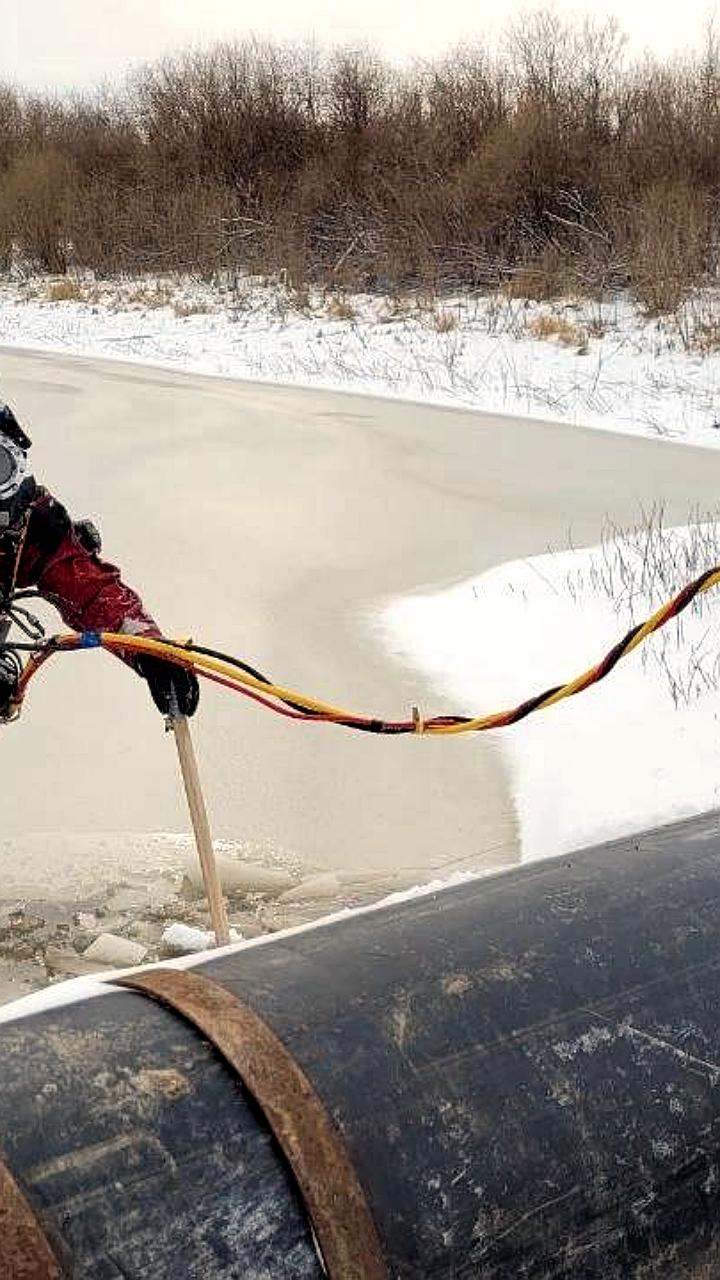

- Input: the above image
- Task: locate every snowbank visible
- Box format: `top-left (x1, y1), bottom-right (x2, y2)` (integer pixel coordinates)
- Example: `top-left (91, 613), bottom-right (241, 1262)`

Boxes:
top-left (4, 275), bottom-right (720, 445)
top-left (382, 522), bottom-right (720, 860)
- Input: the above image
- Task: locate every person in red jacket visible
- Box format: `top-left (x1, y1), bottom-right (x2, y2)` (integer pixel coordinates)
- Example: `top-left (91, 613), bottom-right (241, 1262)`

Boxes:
top-left (0, 401), bottom-right (199, 720)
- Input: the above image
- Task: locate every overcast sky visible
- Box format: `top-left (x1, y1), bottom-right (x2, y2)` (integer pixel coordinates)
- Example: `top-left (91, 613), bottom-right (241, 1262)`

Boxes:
top-left (2, 0), bottom-right (718, 92)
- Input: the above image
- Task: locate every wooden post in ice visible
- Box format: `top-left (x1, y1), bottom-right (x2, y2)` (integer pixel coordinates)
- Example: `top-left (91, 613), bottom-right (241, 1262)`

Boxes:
top-left (170, 712), bottom-right (231, 947)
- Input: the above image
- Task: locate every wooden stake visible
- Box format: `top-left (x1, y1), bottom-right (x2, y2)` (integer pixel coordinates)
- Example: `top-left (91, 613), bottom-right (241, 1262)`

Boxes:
top-left (170, 713), bottom-right (230, 947)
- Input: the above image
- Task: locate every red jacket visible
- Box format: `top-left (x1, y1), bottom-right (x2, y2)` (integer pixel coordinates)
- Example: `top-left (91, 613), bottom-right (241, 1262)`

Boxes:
top-left (6, 487), bottom-right (158, 637)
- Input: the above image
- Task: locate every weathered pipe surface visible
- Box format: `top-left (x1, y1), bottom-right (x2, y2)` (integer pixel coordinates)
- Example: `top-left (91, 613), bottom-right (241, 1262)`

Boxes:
top-left (4, 811), bottom-right (720, 1276)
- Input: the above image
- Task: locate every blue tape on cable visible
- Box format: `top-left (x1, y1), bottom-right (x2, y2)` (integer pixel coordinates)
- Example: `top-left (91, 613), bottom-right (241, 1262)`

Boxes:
top-left (79, 631), bottom-right (102, 649)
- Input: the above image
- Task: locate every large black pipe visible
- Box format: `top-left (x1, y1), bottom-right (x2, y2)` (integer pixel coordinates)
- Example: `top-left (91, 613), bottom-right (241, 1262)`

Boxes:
top-left (3, 811), bottom-right (720, 1277)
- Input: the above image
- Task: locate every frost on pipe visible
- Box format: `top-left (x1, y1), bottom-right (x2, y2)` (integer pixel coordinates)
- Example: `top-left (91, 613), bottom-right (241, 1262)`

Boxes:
top-left (3, 811), bottom-right (720, 1276)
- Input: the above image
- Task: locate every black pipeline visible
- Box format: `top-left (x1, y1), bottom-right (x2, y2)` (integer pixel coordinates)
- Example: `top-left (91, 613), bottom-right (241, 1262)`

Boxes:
top-left (3, 812), bottom-right (720, 1277)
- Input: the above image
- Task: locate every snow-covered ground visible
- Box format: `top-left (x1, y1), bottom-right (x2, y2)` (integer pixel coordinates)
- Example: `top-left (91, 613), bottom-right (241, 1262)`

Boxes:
top-left (5, 273), bottom-right (720, 444)
top-left (382, 518), bottom-right (720, 861)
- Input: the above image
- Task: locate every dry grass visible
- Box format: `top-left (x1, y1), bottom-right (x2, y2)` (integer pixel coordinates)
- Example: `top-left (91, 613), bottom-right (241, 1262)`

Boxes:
top-left (502, 250), bottom-right (578, 303)
top-left (689, 319), bottom-right (720, 353)
top-left (564, 505), bottom-right (720, 708)
top-left (326, 294), bottom-right (357, 321)
top-left (430, 308), bottom-right (459, 333)
top-left (123, 284), bottom-right (172, 310)
top-left (286, 284), bottom-right (312, 313)
top-left (528, 312), bottom-right (589, 351)
top-left (46, 277), bottom-right (84, 303)
top-left (585, 313), bottom-right (607, 339)
top-left (378, 294), bottom-right (420, 323)
top-left (172, 300), bottom-right (207, 318)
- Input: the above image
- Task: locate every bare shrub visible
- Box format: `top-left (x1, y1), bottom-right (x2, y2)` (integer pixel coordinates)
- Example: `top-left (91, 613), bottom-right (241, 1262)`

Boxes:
top-left (1, 147), bottom-right (73, 272)
top-left (503, 247), bottom-right (578, 300)
top-left (0, 20), bottom-right (719, 299)
top-left (69, 178), bottom-right (235, 278)
top-left (629, 181), bottom-right (710, 315)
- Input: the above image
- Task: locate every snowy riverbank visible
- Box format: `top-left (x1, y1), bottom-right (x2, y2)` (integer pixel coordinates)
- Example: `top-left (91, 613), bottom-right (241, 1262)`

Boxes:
top-left (4, 273), bottom-right (720, 445)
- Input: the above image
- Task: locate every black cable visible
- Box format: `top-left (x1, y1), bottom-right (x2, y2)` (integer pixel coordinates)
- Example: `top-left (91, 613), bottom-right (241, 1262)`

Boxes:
top-left (0, 641), bottom-right (47, 652)
top-left (179, 641), bottom-right (272, 686)
top-left (178, 640), bottom-right (327, 719)
top-left (7, 604), bottom-right (45, 642)
top-left (179, 639), bottom-right (475, 734)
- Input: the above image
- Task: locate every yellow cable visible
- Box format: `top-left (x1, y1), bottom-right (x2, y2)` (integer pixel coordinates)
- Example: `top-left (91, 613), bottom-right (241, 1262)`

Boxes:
top-left (99, 633), bottom-right (364, 720)
top-left (18, 563), bottom-right (720, 738)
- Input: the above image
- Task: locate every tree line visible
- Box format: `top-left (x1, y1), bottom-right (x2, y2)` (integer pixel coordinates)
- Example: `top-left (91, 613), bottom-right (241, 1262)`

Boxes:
top-left (2, 13), bottom-right (720, 311)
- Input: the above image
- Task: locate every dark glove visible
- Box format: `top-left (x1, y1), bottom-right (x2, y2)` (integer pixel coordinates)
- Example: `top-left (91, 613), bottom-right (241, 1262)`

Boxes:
top-left (0, 657), bottom-right (19, 721)
top-left (136, 655), bottom-right (200, 718)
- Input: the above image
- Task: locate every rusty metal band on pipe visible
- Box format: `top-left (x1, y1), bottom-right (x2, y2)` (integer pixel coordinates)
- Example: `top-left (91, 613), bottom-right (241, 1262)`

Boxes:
top-left (0, 1153), bottom-right (66, 1280)
top-left (114, 967), bottom-right (387, 1280)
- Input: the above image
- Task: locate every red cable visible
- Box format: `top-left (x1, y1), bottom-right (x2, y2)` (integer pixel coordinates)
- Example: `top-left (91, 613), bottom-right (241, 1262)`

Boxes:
top-left (197, 667), bottom-right (416, 731)
top-left (197, 667), bottom-right (325, 721)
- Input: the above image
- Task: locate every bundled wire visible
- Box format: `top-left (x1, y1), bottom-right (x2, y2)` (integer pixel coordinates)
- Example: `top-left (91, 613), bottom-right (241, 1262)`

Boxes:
top-left (10, 563), bottom-right (720, 735)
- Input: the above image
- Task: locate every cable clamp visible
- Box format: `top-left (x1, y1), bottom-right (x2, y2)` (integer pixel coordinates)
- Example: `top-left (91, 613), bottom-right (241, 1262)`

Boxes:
top-left (79, 631), bottom-right (102, 649)
top-left (412, 705), bottom-right (425, 735)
